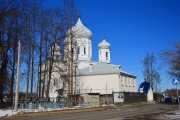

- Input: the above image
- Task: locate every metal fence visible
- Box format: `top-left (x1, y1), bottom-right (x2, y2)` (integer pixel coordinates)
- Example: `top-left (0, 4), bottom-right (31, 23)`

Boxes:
top-left (0, 92), bottom-right (152, 109)
top-left (123, 92), bottom-right (147, 103)
top-left (153, 93), bottom-right (163, 102)
top-left (0, 96), bottom-right (101, 109)
top-left (18, 101), bottom-right (67, 109)
top-left (17, 97), bottom-right (67, 109)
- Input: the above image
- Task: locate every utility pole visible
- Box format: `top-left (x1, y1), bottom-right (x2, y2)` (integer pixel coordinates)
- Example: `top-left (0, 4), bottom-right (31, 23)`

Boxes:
top-left (176, 84), bottom-right (180, 111)
top-left (70, 30), bottom-right (74, 108)
top-left (14, 40), bottom-right (21, 112)
top-left (172, 78), bottom-right (180, 112)
top-left (74, 62), bottom-right (77, 106)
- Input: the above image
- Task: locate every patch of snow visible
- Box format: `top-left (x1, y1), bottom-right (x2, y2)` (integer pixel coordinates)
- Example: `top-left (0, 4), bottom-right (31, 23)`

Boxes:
top-left (0, 110), bottom-right (17, 117)
top-left (156, 110), bottom-right (180, 120)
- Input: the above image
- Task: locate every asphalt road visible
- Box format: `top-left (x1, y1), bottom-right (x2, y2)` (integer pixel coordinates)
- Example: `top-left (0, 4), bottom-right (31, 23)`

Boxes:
top-left (2, 103), bottom-right (178, 120)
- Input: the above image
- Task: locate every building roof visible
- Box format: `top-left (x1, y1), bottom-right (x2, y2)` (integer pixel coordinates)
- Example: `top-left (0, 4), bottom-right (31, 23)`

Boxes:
top-left (76, 61), bottom-right (136, 78)
top-left (120, 69), bottom-right (136, 78)
top-left (77, 62), bottom-right (119, 76)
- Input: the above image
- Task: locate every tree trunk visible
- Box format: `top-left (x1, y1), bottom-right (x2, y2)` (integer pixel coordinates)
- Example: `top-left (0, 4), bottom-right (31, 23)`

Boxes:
top-left (42, 36), bottom-right (48, 98)
top-left (26, 40), bottom-right (31, 101)
top-left (38, 39), bottom-right (42, 97)
top-left (46, 43), bottom-right (55, 98)
top-left (70, 31), bottom-right (74, 108)
top-left (0, 58), bottom-right (8, 104)
top-left (31, 40), bottom-right (34, 95)
top-left (10, 42), bottom-right (16, 103)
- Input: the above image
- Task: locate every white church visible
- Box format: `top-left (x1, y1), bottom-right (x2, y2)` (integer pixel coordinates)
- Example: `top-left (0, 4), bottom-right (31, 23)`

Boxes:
top-left (41, 17), bottom-right (137, 98)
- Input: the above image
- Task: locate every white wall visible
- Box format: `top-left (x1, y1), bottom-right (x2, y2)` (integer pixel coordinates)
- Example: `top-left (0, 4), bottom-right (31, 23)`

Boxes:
top-left (99, 48), bottom-right (110, 63)
top-left (119, 75), bottom-right (137, 92)
top-left (41, 62), bottom-right (65, 98)
top-left (77, 74), bottom-right (120, 94)
top-left (77, 73), bottom-right (137, 95)
top-left (76, 37), bottom-right (92, 61)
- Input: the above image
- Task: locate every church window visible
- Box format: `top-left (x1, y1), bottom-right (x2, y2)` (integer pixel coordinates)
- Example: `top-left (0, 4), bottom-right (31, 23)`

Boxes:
top-left (106, 52), bottom-right (108, 60)
top-left (124, 77), bottom-right (127, 86)
top-left (77, 46), bottom-right (80, 54)
top-left (84, 46), bottom-right (86, 55)
top-left (133, 80), bottom-right (134, 87)
top-left (121, 76), bottom-right (124, 86)
top-left (129, 78), bottom-right (131, 87)
top-left (125, 77), bottom-right (127, 86)
top-left (133, 79), bottom-right (135, 87)
top-left (54, 79), bottom-right (55, 86)
top-left (89, 46), bottom-right (90, 56)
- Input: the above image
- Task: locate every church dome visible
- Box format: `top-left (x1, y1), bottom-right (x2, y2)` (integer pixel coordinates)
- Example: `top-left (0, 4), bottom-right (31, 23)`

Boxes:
top-left (72, 18), bottom-right (92, 39)
top-left (98, 39), bottom-right (110, 49)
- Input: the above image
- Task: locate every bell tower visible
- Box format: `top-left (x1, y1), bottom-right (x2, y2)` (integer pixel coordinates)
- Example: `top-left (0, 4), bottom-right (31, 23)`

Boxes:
top-left (98, 38), bottom-right (111, 63)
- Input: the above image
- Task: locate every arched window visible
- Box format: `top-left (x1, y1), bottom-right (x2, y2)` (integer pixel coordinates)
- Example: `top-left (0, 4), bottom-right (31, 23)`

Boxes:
top-left (129, 78), bottom-right (131, 87)
top-left (84, 46), bottom-right (86, 55)
top-left (106, 52), bottom-right (108, 60)
top-left (77, 46), bottom-right (80, 54)
top-left (54, 79), bottom-right (56, 86)
top-left (89, 46), bottom-right (90, 57)
top-left (125, 77), bottom-right (129, 87)
top-left (125, 77), bottom-right (127, 86)
top-left (121, 76), bottom-right (124, 86)
top-left (133, 79), bottom-right (135, 87)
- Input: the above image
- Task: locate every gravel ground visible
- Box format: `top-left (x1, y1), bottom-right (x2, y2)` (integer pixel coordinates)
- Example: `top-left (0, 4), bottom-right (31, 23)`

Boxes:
top-left (122, 110), bottom-right (180, 120)
top-left (155, 110), bottom-right (180, 120)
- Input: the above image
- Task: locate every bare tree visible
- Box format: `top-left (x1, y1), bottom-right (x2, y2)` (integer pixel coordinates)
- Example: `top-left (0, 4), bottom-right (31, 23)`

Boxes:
top-left (0, 0), bottom-right (79, 108)
top-left (0, 0), bottom-right (20, 104)
top-left (162, 42), bottom-right (180, 78)
top-left (15, 0), bottom-right (41, 100)
top-left (141, 53), bottom-right (161, 91)
top-left (37, 0), bottom-right (77, 108)
top-left (38, 7), bottom-right (46, 98)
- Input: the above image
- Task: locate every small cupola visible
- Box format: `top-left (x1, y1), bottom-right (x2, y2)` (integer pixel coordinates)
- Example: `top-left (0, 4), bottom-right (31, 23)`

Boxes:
top-left (98, 38), bottom-right (111, 63)
top-left (98, 39), bottom-right (110, 49)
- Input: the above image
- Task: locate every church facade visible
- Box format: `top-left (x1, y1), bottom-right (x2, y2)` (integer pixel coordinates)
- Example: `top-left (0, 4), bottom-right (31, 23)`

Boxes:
top-left (73, 17), bottom-right (137, 95)
top-left (41, 17), bottom-right (137, 98)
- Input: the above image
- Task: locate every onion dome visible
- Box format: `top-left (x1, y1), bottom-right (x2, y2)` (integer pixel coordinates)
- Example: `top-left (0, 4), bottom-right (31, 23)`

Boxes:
top-left (98, 39), bottom-right (110, 49)
top-left (72, 18), bottom-right (92, 39)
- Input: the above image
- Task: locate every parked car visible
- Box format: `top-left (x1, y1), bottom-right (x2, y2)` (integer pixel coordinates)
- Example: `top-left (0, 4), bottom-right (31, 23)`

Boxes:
top-left (164, 97), bottom-right (172, 103)
top-left (176, 96), bottom-right (180, 104)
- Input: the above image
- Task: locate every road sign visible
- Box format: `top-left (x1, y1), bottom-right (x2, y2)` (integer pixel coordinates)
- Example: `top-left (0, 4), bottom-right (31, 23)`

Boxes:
top-left (172, 78), bottom-right (180, 85)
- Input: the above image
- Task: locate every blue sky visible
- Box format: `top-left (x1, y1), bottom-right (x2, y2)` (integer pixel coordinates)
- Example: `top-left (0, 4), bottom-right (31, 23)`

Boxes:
top-left (45, 0), bottom-right (180, 91)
